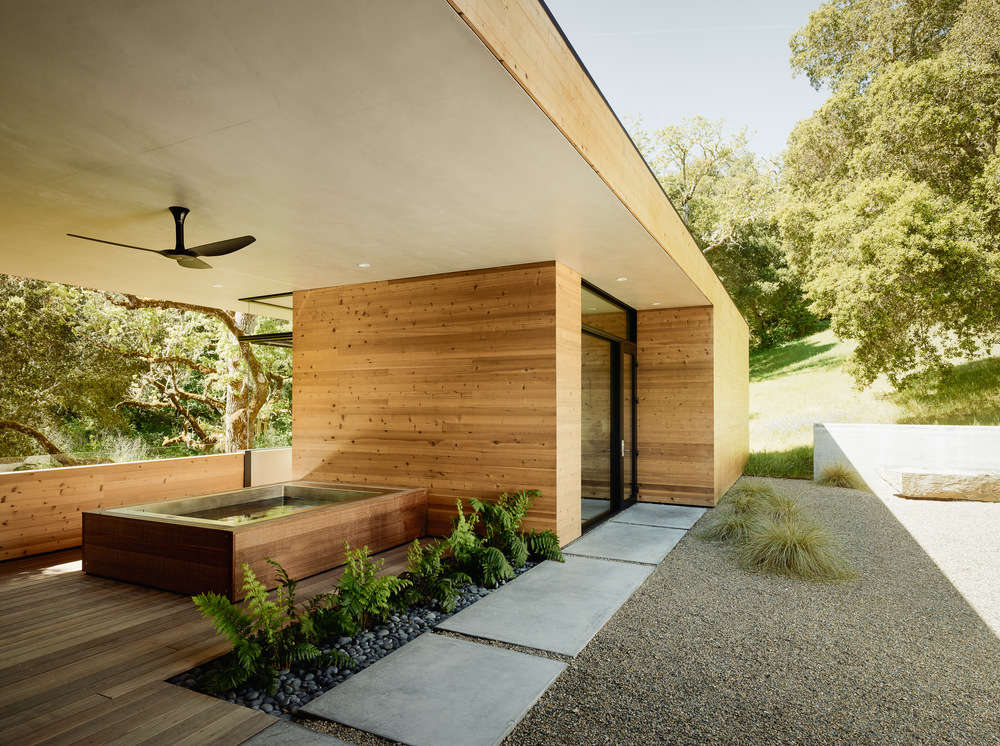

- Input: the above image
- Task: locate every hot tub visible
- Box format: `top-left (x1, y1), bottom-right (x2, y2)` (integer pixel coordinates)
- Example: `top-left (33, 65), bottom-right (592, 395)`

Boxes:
top-left (83, 481), bottom-right (427, 599)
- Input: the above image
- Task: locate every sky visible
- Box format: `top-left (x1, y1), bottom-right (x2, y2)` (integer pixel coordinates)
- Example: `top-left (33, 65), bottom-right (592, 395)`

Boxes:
top-left (543, 0), bottom-right (828, 158)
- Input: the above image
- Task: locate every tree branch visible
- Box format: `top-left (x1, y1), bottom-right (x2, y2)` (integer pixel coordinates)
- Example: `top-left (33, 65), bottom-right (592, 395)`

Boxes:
top-left (118, 349), bottom-right (215, 375)
top-left (0, 420), bottom-right (81, 466)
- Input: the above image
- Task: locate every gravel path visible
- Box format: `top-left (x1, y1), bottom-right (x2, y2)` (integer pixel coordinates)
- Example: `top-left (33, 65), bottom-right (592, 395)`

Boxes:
top-left (505, 478), bottom-right (1000, 746)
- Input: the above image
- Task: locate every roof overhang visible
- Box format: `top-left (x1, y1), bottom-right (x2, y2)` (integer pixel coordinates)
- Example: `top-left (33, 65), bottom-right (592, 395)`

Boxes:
top-left (0, 0), bottom-right (715, 314)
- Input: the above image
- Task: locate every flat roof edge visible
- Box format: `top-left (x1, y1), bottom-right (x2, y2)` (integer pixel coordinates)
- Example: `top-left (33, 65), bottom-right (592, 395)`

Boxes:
top-left (447, 0), bottom-right (747, 329)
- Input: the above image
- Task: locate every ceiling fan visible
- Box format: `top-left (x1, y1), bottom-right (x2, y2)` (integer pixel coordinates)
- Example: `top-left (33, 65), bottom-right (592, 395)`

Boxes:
top-left (67, 206), bottom-right (255, 269)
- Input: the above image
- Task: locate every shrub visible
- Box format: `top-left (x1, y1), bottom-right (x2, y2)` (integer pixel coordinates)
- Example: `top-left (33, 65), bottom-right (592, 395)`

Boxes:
top-left (525, 529), bottom-right (563, 562)
top-left (448, 490), bottom-right (564, 587)
top-left (397, 539), bottom-right (472, 613)
top-left (325, 543), bottom-right (410, 636)
top-left (469, 491), bottom-right (535, 568)
top-left (817, 464), bottom-right (860, 489)
top-left (736, 515), bottom-right (856, 581)
top-left (192, 560), bottom-right (352, 694)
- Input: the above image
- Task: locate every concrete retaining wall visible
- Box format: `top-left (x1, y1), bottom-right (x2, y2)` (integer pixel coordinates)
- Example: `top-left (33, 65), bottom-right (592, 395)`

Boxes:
top-left (813, 423), bottom-right (1000, 497)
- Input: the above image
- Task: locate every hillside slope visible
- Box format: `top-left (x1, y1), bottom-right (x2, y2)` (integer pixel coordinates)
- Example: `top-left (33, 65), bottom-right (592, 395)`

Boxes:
top-left (747, 328), bottom-right (1000, 477)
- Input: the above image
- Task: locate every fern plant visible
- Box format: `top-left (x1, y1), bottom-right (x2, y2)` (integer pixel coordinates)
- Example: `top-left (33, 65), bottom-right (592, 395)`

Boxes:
top-left (323, 543), bottom-right (410, 635)
top-left (446, 490), bottom-right (563, 587)
top-left (397, 539), bottom-right (473, 612)
top-left (469, 491), bottom-right (534, 568)
top-left (192, 561), bottom-right (352, 694)
top-left (525, 528), bottom-right (564, 561)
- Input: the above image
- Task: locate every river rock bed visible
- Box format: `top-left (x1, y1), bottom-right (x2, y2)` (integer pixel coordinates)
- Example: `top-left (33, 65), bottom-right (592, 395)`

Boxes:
top-left (169, 561), bottom-right (537, 718)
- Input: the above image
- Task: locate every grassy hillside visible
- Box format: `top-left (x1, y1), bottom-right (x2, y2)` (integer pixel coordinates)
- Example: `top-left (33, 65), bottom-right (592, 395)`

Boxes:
top-left (746, 327), bottom-right (1000, 478)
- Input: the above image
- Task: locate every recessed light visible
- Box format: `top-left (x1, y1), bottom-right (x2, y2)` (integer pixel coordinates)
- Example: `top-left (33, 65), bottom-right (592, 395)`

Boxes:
top-left (652, 301), bottom-right (661, 306)
top-left (358, 263), bottom-right (371, 268)
top-left (615, 276), bottom-right (627, 282)
top-left (587, 306), bottom-right (598, 311)
top-left (211, 284), bottom-right (224, 288)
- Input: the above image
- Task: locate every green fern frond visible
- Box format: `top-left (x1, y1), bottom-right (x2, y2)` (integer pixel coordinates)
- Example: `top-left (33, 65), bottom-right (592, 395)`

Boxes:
top-left (526, 529), bottom-right (564, 562)
top-left (478, 545), bottom-right (514, 587)
top-left (192, 592), bottom-right (255, 647)
top-left (506, 533), bottom-right (529, 568)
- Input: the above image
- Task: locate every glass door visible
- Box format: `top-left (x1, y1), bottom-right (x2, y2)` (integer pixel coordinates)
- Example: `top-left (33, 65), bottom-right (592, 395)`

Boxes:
top-left (622, 351), bottom-right (637, 509)
top-left (581, 332), bottom-right (613, 526)
top-left (581, 283), bottom-right (637, 530)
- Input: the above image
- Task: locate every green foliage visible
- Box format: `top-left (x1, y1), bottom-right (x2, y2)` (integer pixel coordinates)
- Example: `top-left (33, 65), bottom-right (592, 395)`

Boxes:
top-left (699, 481), bottom-right (855, 581)
top-left (446, 490), bottom-right (562, 588)
top-left (475, 546), bottom-right (516, 588)
top-left (525, 529), bottom-right (564, 562)
top-left (890, 356), bottom-right (1000, 425)
top-left (782, 0), bottom-right (1000, 385)
top-left (817, 464), bottom-right (860, 490)
top-left (0, 273), bottom-right (291, 463)
top-left (192, 561), bottom-right (352, 694)
top-left (326, 544), bottom-right (410, 636)
top-left (743, 447), bottom-right (814, 480)
top-left (0, 276), bottom-right (143, 458)
top-left (469, 490), bottom-right (535, 568)
top-left (629, 117), bottom-right (820, 349)
top-left (398, 539), bottom-right (472, 613)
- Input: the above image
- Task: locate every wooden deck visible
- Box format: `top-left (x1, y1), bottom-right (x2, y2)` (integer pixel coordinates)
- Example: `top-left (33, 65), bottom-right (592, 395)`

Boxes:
top-left (0, 544), bottom-right (412, 744)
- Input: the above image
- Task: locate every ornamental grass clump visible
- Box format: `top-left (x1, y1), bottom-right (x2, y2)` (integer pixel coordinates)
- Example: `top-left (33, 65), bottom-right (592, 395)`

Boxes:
top-left (737, 515), bottom-right (856, 581)
top-left (699, 479), bottom-right (855, 582)
top-left (817, 464), bottom-right (860, 489)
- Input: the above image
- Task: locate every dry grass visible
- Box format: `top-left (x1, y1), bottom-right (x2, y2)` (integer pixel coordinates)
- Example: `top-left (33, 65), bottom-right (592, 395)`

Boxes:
top-left (737, 515), bottom-right (856, 581)
top-left (699, 480), bottom-right (855, 581)
top-left (817, 463), bottom-right (859, 489)
top-left (749, 329), bottom-right (1000, 468)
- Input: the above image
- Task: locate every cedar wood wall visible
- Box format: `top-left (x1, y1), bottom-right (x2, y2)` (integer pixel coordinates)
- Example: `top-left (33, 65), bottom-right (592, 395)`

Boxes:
top-left (637, 305), bottom-right (748, 506)
top-left (292, 262), bottom-right (583, 545)
top-left (0, 453), bottom-right (244, 561)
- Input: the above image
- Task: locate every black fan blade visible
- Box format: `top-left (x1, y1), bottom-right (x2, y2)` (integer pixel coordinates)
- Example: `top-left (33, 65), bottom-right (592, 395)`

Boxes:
top-left (176, 256), bottom-right (212, 270)
top-left (67, 233), bottom-right (163, 256)
top-left (189, 235), bottom-right (255, 257)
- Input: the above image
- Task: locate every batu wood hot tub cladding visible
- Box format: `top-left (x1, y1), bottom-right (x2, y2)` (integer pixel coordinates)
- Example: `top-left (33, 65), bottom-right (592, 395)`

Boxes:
top-left (82, 481), bottom-right (427, 600)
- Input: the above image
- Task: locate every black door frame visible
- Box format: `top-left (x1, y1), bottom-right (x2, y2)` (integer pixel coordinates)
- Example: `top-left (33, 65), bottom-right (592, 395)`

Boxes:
top-left (581, 280), bottom-right (638, 520)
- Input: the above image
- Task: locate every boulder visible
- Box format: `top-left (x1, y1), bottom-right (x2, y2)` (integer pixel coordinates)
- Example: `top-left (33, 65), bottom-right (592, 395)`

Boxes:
top-left (880, 466), bottom-right (1000, 502)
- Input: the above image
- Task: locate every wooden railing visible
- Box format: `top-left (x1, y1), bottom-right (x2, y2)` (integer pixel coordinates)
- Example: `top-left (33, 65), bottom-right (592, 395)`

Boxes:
top-left (0, 448), bottom-right (292, 561)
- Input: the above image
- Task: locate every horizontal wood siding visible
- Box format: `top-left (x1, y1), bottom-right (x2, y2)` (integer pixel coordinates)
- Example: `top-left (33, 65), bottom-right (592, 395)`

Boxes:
top-left (293, 263), bottom-right (569, 539)
top-left (714, 301), bottom-right (750, 497)
top-left (637, 307), bottom-right (716, 506)
top-left (0, 453), bottom-right (244, 561)
top-left (82, 489), bottom-right (426, 601)
top-left (83, 513), bottom-right (234, 597)
top-left (233, 488), bottom-right (427, 599)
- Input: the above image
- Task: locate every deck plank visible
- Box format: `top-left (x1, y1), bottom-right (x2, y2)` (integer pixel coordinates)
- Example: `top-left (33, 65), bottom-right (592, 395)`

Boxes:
top-left (0, 543), bottom-right (411, 744)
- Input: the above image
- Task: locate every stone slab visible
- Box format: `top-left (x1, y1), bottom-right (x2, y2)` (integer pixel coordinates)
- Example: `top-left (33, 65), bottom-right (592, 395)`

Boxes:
top-left (437, 556), bottom-right (652, 656)
top-left (610, 502), bottom-right (707, 529)
top-left (880, 466), bottom-right (1000, 503)
top-left (564, 521), bottom-right (687, 564)
top-left (241, 720), bottom-right (354, 746)
top-left (301, 633), bottom-right (564, 746)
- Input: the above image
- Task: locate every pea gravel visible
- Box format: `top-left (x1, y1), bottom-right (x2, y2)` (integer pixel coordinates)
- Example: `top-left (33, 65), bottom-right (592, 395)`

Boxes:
top-left (505, 478), bottom-right (1000, 746)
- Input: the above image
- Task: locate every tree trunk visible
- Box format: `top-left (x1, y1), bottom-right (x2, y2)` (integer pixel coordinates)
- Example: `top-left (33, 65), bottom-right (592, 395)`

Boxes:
top-left (224, 313), bottom-right (258, 451)
top-left (0, 420), bottom-right (81, 466)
